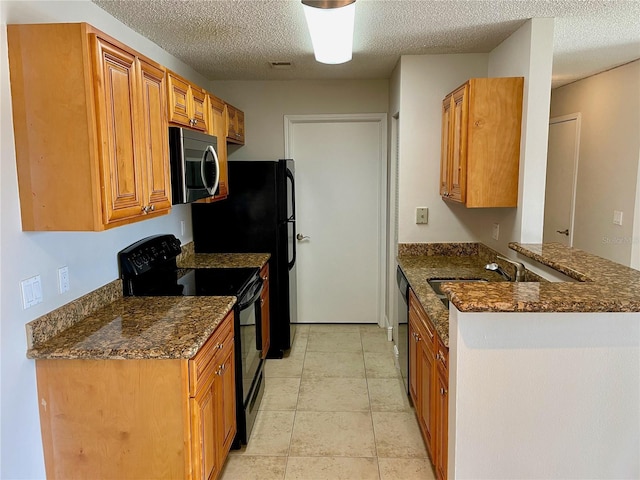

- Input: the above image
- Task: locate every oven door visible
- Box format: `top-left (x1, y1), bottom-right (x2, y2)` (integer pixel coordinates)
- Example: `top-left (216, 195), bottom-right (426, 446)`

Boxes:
top-left (235, 278), bottom-right (265, 444)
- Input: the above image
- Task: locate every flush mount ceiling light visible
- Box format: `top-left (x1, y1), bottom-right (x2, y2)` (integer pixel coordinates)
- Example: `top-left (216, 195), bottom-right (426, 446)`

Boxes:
top-left (302, 0), bottom-right (356, 65)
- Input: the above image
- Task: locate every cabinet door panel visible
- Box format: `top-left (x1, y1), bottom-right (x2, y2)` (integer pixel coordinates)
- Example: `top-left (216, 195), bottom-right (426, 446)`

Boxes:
top-left (208, 96), bottom-right (228, 199)
top-left (168, 73), bottom-right (191, 127)
top-left (191, 88), bottom-right (207, 131)
top-left (440, 97), bottom-right (452, 196)
top-left (218, 342), bottom-right (237, 461)
top-left (436, 367), bottom-right (449, 480)
top-left (191, 379), bottom-right (219, 480)
top-left (139, 60), bottom-right (171, 212)
top-left (93, 36), bottom-right (145, 224)
top-left (449, 85), bottom-right (468, 203)
top-left (408, 316), bottom-right (419, 406)
top-left (420, 339), bottom-right (435, 460)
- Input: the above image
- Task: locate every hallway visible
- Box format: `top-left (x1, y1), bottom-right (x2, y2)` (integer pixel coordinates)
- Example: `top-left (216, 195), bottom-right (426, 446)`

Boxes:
top-left (220, 324), bottom-right (435, 479)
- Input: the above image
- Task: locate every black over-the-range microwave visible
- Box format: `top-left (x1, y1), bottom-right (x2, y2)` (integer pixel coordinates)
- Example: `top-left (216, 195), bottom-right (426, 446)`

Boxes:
top-left (168, 126), bottom-right (221, 204)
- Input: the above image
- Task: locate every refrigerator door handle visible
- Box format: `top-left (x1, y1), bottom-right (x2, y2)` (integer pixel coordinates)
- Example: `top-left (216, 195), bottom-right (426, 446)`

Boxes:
top-left (286, 167), bottom-right (296, 271)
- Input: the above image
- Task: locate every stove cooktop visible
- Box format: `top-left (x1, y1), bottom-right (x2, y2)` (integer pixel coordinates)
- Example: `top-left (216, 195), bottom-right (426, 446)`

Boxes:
top-left (126, 267), bottom-right (260, 297)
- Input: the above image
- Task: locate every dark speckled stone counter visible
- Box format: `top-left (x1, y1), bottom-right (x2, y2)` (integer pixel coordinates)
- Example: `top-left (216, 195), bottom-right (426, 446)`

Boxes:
top-left (27, 296), bottom-right (236, 360)
top-left (178, 252), bottom-right (270, 269)
top-left (399, 242), bottom-right (640, 347)
top-left (398, 252), bottom-right (509, 347)
top-left (176, 241), bottom-right (270, 269)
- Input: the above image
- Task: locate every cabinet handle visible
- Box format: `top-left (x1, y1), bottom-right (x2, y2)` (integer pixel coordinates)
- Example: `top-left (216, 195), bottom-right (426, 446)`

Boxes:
top-left (261, 298), bottom-right (264, 306)
top-left (425, 324), bottom-right (434, 340)
top-left (440, 387), bottom-right (448, 396)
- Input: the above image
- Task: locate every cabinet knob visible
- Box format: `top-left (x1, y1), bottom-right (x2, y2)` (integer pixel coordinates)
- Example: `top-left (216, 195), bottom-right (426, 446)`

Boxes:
top-left (261, 298), bottom-right (264, 306)
top-left (141, 205), bottom-right (150, 213)
top-left (440, 387), bottom-right (448, 396)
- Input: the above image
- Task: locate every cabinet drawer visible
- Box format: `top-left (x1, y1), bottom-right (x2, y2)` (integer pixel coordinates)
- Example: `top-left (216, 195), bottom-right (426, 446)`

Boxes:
top-left (189, 311), bottom-right (234, 396)
top-left (409, 290), bottom-right (436, 350)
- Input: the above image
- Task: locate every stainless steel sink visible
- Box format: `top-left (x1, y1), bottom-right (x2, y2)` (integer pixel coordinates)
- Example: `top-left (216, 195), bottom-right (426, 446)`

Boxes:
top-left (427, 278), bottom-right (489, 309)
top-left (427, 278), bottom-right (488, 296)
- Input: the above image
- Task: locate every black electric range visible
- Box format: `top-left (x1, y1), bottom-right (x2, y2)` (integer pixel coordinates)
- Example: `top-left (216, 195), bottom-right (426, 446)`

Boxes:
top-left (118, 234), bottom-right (265, 447)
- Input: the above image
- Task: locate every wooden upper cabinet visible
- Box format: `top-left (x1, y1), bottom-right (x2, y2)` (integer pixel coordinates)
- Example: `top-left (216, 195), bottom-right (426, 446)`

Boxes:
top-left (440, 77), bottom-right (523, 208)
top-left (207, 95), bottom-right (229, 199)
top-left (226, 103), bottom-right (245, 144)
top-left (138, 59), bottom-right (172, 213)
top-left (167, 71), bottom-right (208, 132)
top-left (7, 23), bottom-right (170, 231)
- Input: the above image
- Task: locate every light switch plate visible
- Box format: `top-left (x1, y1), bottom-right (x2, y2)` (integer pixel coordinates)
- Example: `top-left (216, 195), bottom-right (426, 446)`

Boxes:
top-left (58, 266), bottom-right (70, 293)
top-left (492, 223), bottom-right (500, 240)
top-left (613, 210), bottom-right (623, 225)
top-left (416, 207), bottom-right (428, 224)
top-left (21, 275), bottom-right (43, 309)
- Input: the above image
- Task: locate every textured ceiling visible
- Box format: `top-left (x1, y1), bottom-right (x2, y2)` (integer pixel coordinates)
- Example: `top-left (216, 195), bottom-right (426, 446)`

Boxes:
top-left (93, 0), bottom-right (640, 88)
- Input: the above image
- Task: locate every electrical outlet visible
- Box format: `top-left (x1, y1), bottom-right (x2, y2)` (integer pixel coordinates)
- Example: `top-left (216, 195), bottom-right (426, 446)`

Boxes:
top-left (21, 275), bottom-right (43, 309)
top-left (416, 207), bottom-right (429, 224)
top-left (492, 223), bottom-right (500, 240)
top-left (613, 210), bottom-right (623, 225)
top-left (58, 266), bottom-right (70, 293)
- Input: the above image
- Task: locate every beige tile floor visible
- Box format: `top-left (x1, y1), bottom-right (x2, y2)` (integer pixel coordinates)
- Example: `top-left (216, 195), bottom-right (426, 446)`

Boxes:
top-left (220, 324), bottom-right (436, 480)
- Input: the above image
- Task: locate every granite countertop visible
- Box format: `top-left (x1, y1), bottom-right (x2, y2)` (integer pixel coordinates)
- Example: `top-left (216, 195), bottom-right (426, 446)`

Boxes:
top-left (27, 296), bottom-right (236, 360)
top-left (178, 252), bottom-right (270, 269)
top-left (398, 242), bottom-right (640, 348)
top-left (398, 254), bottom-right (509, 347)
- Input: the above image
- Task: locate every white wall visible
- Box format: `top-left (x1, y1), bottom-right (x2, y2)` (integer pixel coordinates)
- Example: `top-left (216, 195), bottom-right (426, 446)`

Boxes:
top-left (395, 19), bottom-right (555, 257)
top-left (550, 60), bottom-right (640, 266)
top-left (208, 79), bottom-right (389, 161)
top-left (449, 308), bottom-right (640, 478)
top-left (0, 2), bottom-right (210, 477)
top-left (396, 54), bottom-right (489, 243)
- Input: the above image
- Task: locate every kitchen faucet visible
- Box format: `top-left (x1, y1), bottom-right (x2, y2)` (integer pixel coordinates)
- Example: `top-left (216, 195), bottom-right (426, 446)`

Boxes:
top-left (485, 255), bottom-right (526, 282)
top-left (498, 255), bottom-right (526, 282)
top-left (484, 262), bottom-right (511, 281)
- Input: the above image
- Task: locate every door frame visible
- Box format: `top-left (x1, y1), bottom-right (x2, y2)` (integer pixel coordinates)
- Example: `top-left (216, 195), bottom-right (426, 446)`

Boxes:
top-left (546, 113), bottom-right (581, 247)
top-left (284, 113), bottom-right (388, 327)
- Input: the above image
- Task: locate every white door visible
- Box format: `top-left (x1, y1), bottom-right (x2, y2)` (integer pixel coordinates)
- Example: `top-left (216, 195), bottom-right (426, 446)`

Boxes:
top-left (543, 114), bottom-right (581, 246)
top-left (285, 114), bottom-right (386, 324)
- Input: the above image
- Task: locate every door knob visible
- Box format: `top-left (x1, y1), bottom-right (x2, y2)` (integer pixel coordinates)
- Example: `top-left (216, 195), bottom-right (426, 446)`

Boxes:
top-left (556, 229), bottom-right (569, 236)
top-left (296, 233), bottom-right (310, 241)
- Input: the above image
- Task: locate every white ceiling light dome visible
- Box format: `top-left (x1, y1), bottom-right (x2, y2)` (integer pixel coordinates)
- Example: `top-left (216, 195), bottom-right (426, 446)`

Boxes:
top-left (302, 0), bottom-right (356, 65)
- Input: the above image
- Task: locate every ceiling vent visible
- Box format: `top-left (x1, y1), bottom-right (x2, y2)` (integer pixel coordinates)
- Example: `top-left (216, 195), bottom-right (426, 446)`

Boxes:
top-left (269, 61), bottom-right (293, 70)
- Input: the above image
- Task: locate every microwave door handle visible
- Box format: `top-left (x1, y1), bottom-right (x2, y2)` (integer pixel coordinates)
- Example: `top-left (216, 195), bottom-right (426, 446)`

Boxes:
top-left (201, 145), bottom-right (220, 195)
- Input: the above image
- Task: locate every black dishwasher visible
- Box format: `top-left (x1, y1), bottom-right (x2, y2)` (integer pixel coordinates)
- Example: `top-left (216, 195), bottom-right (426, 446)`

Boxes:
top-left (396, 266), bottom-right (410, 395)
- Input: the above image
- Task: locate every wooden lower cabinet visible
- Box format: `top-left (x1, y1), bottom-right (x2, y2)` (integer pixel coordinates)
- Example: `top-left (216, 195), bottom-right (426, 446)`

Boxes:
top-left (435, 343), bottom-right (449, 480)
top-left (35, 311), bottom-right (236, 480)
top-left (409, 289), bottom-right (449, 479)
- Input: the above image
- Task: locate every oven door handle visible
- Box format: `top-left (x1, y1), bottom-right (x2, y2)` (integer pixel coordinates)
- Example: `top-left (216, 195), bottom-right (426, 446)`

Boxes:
top-left (237, 279), bottom-right (264, 311)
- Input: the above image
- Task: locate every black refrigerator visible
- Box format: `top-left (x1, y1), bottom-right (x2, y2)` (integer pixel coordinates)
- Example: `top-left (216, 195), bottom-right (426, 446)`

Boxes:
top-left (191, 159), bottom-right (297, 357)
